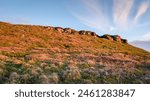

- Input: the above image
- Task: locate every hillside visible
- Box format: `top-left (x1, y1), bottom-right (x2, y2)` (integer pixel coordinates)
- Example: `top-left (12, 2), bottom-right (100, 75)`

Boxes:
top-left (0, 21), bottom-right (150, 84)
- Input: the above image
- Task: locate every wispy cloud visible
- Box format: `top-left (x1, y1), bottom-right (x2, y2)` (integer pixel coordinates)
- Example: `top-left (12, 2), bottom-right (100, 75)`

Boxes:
top-left (113, 0), bottom-right (134, 27)
top-left (69, 0), bottom-right (150, 33)
top-left (134, 1), bottom-right (149, 24)
top-left (70, 0), bottom-right (110, 32)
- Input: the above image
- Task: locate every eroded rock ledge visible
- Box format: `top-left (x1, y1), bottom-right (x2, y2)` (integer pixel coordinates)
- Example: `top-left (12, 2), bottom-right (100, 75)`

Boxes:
top-left (46, 26), bottom-right (128, 44)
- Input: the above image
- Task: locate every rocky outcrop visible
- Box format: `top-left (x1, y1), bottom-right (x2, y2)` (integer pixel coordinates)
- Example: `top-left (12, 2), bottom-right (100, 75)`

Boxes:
top-left (100, 34), bottom-right (114, 41)
top-left (46, 26), bottom-right (127, 44)
top-left (100, 34), bottom-right (128, 44)
top-left (47, 26), bottom-right (54, 30)
top-left (79, 30), bottom-right (97, 36)
top-left (47, 27), bottom-right (77, 34)
top-left (112, 35), bottom-right (122, 42)
top-left (64, 28), bottom-right (77, 34)
top-left (55, 27), bottom-right (64, 33)
top-left (122, 39), bottom-right (128, 43)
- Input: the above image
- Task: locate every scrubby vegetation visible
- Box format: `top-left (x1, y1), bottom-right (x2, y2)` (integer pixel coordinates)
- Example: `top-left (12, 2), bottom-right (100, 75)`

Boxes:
top-left (0, 58), bottom-right (149, 84)
top-left (0, 21), bottom-right (150, 84)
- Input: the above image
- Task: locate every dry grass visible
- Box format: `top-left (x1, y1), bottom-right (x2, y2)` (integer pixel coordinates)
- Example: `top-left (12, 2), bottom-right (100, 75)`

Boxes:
top-left (0, 21), bottom-right (150, 84)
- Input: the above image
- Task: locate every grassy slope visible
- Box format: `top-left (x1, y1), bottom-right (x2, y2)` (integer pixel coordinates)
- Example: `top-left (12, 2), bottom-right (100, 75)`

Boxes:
top-left (0, 22), bottom-right (149, 56)
top-left (0, 22), bottom-right (150, 84)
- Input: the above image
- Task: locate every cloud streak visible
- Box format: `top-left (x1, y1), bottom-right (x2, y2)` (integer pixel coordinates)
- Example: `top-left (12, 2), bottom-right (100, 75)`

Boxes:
top-left (70, 0), bottom-right (110, 32)
top-left (69, 0), bottom-right (150, 32)
top-left (113, 0), bottom-right (134, 27)
top-left (134, 1), bottom-right (149, 24)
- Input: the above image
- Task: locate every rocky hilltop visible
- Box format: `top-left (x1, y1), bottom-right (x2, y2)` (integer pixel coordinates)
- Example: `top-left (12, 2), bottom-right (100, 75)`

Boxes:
top-left (0, 22), bottom-right (150, 84)
top-left (46, 26), bottom-right (128, 44)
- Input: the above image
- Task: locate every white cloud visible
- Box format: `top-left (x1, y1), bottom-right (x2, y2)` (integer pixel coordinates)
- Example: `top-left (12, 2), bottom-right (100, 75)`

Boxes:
top-left (134, 1), bottom-right (149, 24)
top-left (69, 0), bottom-right (150, 32)
top-left (70, 0), bottom-right (110, 32)
top-left (113, 0), bottom-right (134, 27)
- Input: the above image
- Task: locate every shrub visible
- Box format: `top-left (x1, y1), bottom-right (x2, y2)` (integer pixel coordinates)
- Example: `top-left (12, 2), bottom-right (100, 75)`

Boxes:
top-left (49, 73), bottom-right (59, 84)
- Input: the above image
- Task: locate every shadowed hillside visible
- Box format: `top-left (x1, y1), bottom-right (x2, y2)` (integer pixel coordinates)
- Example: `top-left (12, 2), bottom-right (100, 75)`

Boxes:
top-left (0, 22), bottom-right (150, 84)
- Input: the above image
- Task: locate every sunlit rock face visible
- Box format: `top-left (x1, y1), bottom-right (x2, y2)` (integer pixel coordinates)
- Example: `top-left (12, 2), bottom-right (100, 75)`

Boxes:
top-left (100, 34), bottom-right (128, 44)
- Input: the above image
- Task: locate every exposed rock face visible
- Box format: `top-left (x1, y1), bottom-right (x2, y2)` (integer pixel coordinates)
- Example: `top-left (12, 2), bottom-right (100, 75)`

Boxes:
top-left (64, 28), bottom-right (76, 34)
top-left (122, 39), bottom-right (128, 43)
top-left (113, 35), bottom-right (122, 43)
top-left (100, 34), bottom-right (128, 44)
top-left (100, 34), bottom-right (114, 41)
top-left (47, 26), bottom-right (54, 30)
top-left (46, 26), bottom-right (127, 44)
top-left (79, 30), bottom-right (97, 36)
top-left (55, 27), bottom-right (64, 33)
top-left (64, 28), bottom-right (72, 33)
top-left (90, 32), bottom-right (97, 36)
top-left (47, 27), bottom-right (77, 34)
top-left (79, 30), bottom-right (88, 35)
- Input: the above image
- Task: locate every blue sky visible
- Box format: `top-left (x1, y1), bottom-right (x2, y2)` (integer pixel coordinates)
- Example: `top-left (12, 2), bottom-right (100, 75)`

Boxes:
top-left (0, 0), bottom-right (150, 42)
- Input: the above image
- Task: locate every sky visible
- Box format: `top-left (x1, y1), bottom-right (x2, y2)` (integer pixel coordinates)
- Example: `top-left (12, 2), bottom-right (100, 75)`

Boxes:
top-left (0, 0), bottom-right (150, 42)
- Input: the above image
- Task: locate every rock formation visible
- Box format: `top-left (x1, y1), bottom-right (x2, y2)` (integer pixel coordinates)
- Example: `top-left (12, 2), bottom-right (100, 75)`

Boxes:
top-left (79, 30), bottom-right (97, 36)
top-left (46, 26), bottom-right (127, 44)
top-left (55, 27), bottom-right (64, 33)
top-left (100, 34), bottom-right (128, 44)
top-left (100, 34), bottom-right (114, 41)
top-left (64, 28), bottom-right (76, 34)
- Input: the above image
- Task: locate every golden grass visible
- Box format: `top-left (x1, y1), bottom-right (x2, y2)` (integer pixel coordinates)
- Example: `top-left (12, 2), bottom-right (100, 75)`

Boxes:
top-left (0, 21), bottom-right (150, 84)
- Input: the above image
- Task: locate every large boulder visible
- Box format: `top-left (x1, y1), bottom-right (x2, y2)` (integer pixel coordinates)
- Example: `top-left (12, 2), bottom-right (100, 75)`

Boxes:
top-left (112, 35), bottom-right (122, 43)
top-left (79, 30), bottom-right (87, 35)
top-left (64, 28), bottom-right (76, 34)
top-left (55, 27), bottom-right (64, 33)
top-left (79, 30), bottom-right (97, 36)
top-left (90, 32), bottom-right (97, 36)
top-left (100, 34), bottom-right (114, 41)
top-left (47, 26), bottom-right (54, 30)
top-left (121, 39), bottom-right (128, 44)
top-left (100, 34), bottom-right (128, 44)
